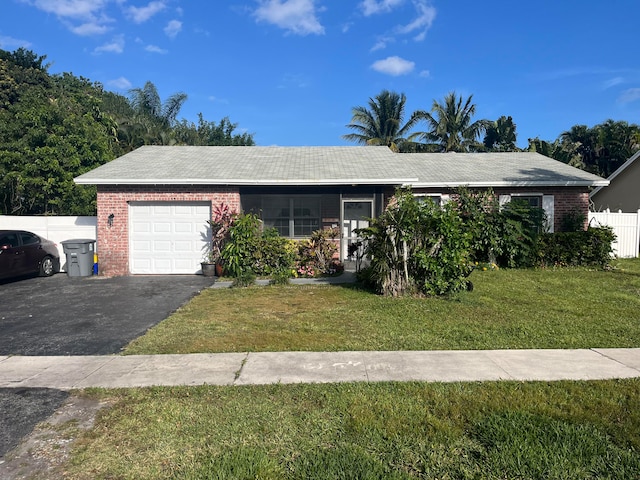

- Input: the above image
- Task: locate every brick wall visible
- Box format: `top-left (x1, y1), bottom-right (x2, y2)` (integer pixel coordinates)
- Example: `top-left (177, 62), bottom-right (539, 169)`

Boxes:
top-left (96, 185), bottom-right (240, 276)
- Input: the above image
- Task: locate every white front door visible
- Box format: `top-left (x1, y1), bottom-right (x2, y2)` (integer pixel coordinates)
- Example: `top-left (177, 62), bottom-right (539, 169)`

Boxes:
top-left (129, 202), bottom-right (211, 274)
top-left (342, 200), bottom-right (372, 260)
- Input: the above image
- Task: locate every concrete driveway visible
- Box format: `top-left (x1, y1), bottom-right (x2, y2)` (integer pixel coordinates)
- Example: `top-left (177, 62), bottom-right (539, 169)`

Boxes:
top-left (0, 273), bottom-right (216, 355)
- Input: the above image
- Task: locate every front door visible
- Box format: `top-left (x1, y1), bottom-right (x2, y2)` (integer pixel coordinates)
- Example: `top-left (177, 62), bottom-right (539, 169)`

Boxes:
top-left (341, 200), bottom-right (373, 260)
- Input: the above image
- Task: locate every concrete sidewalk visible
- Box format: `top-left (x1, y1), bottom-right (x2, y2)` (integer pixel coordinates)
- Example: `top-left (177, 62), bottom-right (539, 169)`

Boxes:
top-left (1, 348), bottom-right (639, 390)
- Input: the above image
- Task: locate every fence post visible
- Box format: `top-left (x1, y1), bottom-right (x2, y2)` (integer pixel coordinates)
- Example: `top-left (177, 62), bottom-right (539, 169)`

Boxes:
top-left (636, 209), bottom-right (640, 257)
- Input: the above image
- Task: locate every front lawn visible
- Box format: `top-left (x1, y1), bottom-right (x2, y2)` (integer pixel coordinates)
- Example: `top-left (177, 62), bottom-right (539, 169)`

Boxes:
top-left (123, 259), bottom-right (640, 354)
top-left (66, 380), bottom-right (640, 479)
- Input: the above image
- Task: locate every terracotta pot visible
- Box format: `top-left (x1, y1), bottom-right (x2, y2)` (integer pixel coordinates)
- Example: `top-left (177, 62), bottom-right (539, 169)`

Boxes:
top-left (215, 263), bottom-right (224, 277)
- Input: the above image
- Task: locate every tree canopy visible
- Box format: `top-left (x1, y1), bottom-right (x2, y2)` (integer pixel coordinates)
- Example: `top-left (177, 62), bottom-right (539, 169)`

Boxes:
top-left (0, 48), bottom-right (255, 215)
top-left (342, 90), bottom-right (419, 152)
top-left (412, 92), bottom-right (490, 152)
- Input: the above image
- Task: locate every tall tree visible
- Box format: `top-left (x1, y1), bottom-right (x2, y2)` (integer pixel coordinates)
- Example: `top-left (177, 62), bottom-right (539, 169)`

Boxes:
top-left (545, 120), bottom-right (640, 177)
top-left (0, 58), bottom-right (115, 215)
top-left (173, 114), bottom-right (255, 146)
top-left (483, 115), bottom-right (518, 152)
top-left (343, 90), bottom-right (419, 152)
top-left (128, 81), bottom-right (187, 127)
top-left (126, 81), bottom-right (187, 146)
top-left (413, 92), bottom-right (489, 152)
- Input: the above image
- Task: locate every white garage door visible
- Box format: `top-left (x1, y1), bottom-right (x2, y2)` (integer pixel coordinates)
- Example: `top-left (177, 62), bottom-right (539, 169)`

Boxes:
top-left (129, 202), bottom-right (211, 274)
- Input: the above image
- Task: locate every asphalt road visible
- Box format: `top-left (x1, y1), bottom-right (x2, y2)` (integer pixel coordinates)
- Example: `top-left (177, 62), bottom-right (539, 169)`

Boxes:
top-left (0, 272), bottom-right (215, 457)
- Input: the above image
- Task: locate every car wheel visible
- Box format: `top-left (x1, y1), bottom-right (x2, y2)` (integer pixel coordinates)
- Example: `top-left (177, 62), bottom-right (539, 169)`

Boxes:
top-left (40, 256), bottom-right (55, 277)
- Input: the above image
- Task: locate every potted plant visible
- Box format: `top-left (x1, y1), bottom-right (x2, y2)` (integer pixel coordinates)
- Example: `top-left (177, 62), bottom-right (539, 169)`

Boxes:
top-left (201, 202), bottom-right (236, 277)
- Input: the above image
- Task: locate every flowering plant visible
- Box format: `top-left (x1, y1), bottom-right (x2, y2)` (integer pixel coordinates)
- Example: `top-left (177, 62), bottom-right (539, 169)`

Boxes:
top-left (204, 203), bottom-right (236, 264)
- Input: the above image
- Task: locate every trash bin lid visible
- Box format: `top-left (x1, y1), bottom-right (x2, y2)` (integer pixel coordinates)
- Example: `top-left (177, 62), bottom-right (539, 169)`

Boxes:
top-left (61, 239), bottom-right (96, 244)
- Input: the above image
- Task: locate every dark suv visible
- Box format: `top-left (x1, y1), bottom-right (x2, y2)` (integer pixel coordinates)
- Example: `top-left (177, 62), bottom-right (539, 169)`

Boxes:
top-left (0, 230), bottom-right (60, 280)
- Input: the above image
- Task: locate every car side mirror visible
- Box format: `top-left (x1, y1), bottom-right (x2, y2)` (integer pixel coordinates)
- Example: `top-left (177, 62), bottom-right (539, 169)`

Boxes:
top-left (0, 244), bottom-right (11, 251)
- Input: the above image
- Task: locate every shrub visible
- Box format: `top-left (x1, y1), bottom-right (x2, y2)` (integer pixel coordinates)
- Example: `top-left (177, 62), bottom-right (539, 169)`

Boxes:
top-left (297, 227), bottom-right (339, 276)
top-left (497, 199), bottom-right (545, 268)
top-left (536, 226), bottom-right (616, 268)
top-left (220, 213), bottom-right (263, 278)
top-left (220, 213), bottom-right (298, 278)
top-left (231, 269), bottom-right (256, 288)
top-left (357, 189), bottom-right (471, 297)
top-left (453, 187), bottom-right (545, 268)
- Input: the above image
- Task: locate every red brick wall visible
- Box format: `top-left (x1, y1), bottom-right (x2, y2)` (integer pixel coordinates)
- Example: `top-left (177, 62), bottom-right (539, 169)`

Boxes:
top-left (96, 185), bottom-right (240, 276)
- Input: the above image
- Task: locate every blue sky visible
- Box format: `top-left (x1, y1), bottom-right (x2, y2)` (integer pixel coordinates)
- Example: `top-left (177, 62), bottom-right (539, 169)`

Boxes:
top-left (2, 0), bottom-right (639, 148)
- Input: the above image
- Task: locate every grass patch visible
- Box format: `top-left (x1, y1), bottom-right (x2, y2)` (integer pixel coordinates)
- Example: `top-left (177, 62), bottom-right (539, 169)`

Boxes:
top-left (67, 379), bottom-right (640, 479)
top-left (124, 259), bottom-right (640, 354)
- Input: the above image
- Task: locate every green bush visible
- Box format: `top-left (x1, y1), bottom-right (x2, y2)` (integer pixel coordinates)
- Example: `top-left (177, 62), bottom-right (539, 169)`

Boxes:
top-left (221, 214), bottom-right (297, 278)
top-left (536, 226), bottom-right (616, 268)
top-left (497, 199), bottom-right (545, 267)
top-left (296, 227), bottom-right (340, 276)
top-left (221, 213), bottom-right (263, 278)
top-left (357, 189), bottom-right (471, 297)
top-left (453, 187), bottom-right (545, 268)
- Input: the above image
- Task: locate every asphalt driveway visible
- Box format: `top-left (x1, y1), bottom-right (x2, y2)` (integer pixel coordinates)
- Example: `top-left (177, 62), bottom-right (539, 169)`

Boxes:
top-left (0, 273), bottom-right (216, 356)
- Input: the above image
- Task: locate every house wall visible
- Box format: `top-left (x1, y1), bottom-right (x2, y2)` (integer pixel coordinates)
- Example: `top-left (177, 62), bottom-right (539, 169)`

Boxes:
top-left (591, 158), bottom-right (640, 213)
top-left (97, 185), bottom-right (240, 276)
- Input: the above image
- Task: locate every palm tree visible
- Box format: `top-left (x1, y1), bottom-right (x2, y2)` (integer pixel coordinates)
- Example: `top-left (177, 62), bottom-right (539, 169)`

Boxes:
top-left (343, 90), bottom-right (419, 152)
top-left (127, 81), bottom-right (187, 146)
top-left (483, 115), bottom-right (518, 151)
top-left (412, 92), bottom-right (489, 152)
top-left (128, 81), bottom-right (187, 127)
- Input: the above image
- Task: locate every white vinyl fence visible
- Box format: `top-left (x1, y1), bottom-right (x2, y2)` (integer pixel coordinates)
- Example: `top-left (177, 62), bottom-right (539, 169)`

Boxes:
top-left (589, 210), bottom-right (640, 258)
top-left (0, 215), bottom-right (97, 270)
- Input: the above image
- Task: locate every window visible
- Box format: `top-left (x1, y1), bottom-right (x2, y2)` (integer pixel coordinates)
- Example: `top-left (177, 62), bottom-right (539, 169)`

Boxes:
top-left (0, 232), bottom-right (18, 248)
top-left (19, 232), bottom-right (39, 245)
top-left (262, 196), bottom-right (321, 237)
top-left (512, 195), bottom-right (542, 208)
top-left (414, 194), bottom-right (442, 206)
top-left (501, 193), bottom-right (554, 232)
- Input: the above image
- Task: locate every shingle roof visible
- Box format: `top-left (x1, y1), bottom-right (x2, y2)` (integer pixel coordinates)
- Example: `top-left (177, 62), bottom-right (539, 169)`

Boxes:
top-left (74, 145), bottom-right (608, 187)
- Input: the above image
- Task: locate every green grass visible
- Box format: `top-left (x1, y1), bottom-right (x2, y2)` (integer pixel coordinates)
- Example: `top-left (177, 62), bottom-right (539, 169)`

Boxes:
top-left (57, 260), bottom-right (640, 478)
top-left (124, 259), bottom-right (640, 354)
top-left (67, 380), bottom-right (640, 479)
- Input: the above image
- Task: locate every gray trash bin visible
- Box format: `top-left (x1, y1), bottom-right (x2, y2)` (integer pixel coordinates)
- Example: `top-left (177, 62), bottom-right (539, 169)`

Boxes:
top-left (61, 239), bottom-right (96, 277)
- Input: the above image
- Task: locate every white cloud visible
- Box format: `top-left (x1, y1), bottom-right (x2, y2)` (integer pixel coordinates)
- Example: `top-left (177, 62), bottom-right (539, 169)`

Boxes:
top-left (603, 77), bottom-right (624, 89)
top-left (370, 35), bottom-right (393, 52)
top-left (396, 0), bottom-right (436, 37)
top-left (71, 22), bottom-right (110, 36)
top-left (145, 44), bottom-right (168, 54)
top-left (360, 0), bottom-right (404, 16)
top-left (127, 1), bottom-right (166, 24)
top-left (164, 19), bottom-right (182, 38)
top-left (0, 35), bottom-right (32, 49)
top-left (618, 88), bottom-right (640, 104)
top-left (22, 0), bottom-right (113, 35)
top-left (419, 69), bottom-right (430, 78)
top-left (253, 0), bottom-right (325, 36)
top-left (364, 0), bottom-right (436, 50)
top-left (93, 34), bottom-right (124, 53)
top-left (107, 76), bottom-right (132, 89)
top-left (371, 56), bottom-right (415, 76)
top-left (23, 0), bottom-right (109, 20)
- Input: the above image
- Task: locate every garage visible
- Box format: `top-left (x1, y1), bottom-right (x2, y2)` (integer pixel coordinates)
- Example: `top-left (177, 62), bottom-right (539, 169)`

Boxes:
top-left (129, 202), bottom-right (211, 274)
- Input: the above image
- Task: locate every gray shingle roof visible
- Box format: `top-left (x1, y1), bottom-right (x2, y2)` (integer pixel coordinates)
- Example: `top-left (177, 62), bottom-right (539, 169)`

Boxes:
top-left (74, 146), bottom-right (608, 187)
